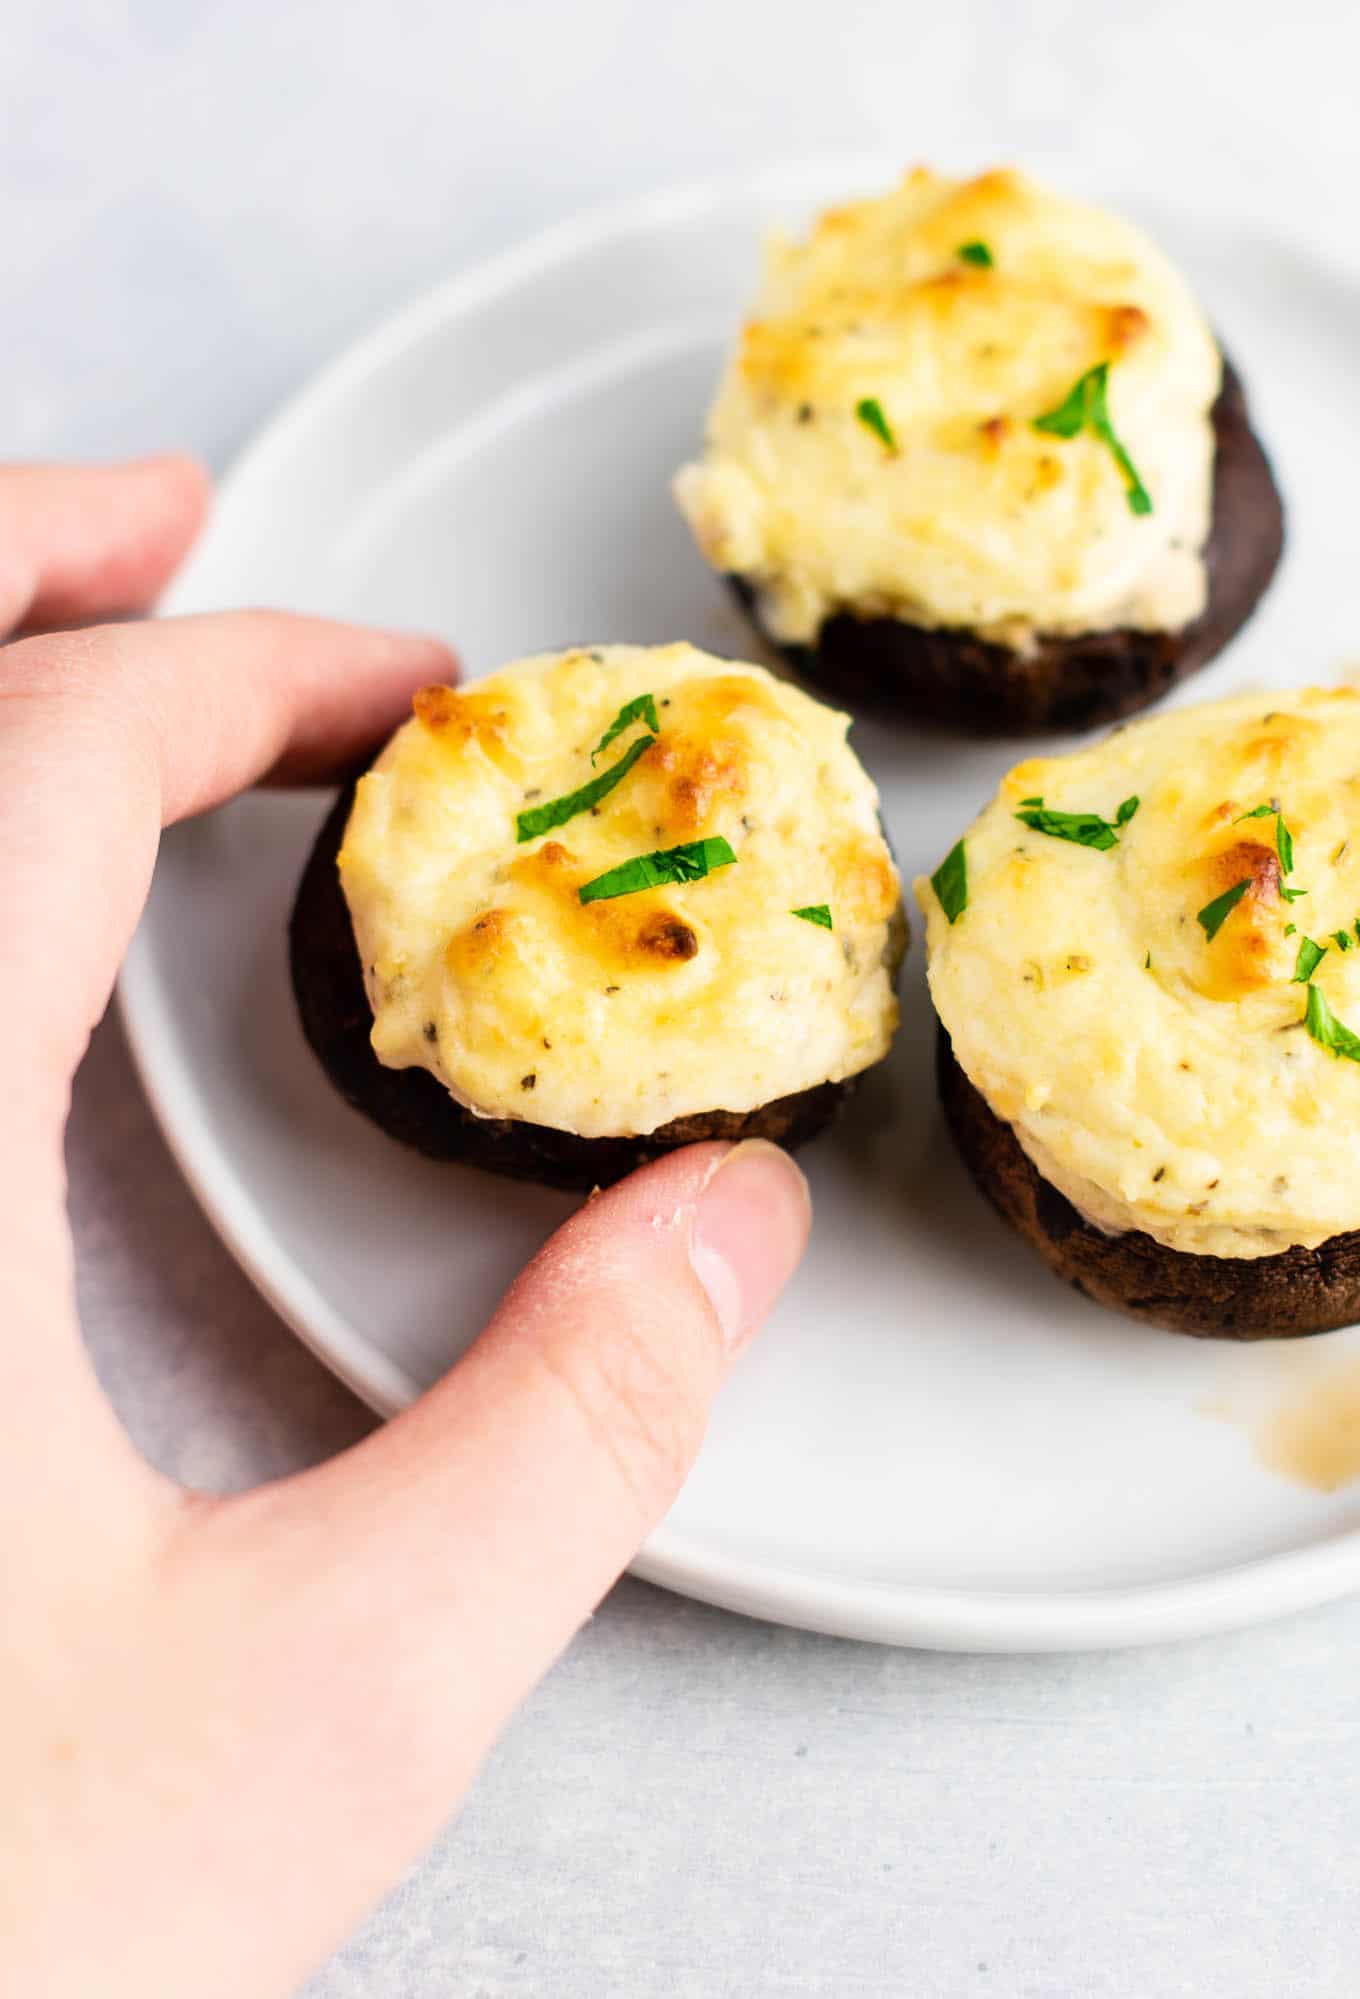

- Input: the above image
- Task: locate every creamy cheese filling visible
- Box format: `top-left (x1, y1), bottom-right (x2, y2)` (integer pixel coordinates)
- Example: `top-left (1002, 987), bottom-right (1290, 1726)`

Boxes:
top-left (917, 688), bottom-right (1360, 1261)
top-left (339, 643), bottom-right (904, 1139)
top-left (676, 166), bottom-right (1220, 650)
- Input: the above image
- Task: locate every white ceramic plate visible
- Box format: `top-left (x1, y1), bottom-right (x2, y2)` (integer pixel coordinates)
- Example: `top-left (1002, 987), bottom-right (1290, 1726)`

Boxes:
top-left (122, 161), bottom-right (1360, 1650)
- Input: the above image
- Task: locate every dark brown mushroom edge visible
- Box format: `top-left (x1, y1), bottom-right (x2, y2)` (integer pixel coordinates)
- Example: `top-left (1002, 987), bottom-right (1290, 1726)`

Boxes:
top-left (674, 165), bottom-right (1285, 738)
top-left (286, 647), bottom-right (904, 1191)
top-left (731, 361), bottom-right (1283, 737)
top-left (937, 1029), bottom-right (1359, 1340)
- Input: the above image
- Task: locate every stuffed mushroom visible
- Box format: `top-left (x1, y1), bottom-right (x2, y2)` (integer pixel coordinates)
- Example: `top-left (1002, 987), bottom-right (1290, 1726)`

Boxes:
top-left (676, 167), bottom-right (1283, 736)
top-left (291, 642), bottom-right (905, 1190)
top-left (918, 686), bottom-right (1360, 1337)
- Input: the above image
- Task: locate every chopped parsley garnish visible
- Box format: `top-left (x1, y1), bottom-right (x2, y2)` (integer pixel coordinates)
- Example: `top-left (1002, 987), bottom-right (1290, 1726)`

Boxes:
top-left (516, 733), bottom-right (655, 843)
top-left (1197, 878), bottom-right (1252, 941)
top-left (1032, 361), bottom-right (1153, 516)
top-left (1305, 983), bottom-right (1360, 1064)
top-left (855, 397), bottom-right (897, 451)
top-left (957, 240), bottom-right (993, 268)
top-left (1293, 937), bottom-right (1328, 983)
top-left (1014, 794), bottom-right (1139, 850)
top-left (930, 839), bottom-right (968, 924)
top-left (1282, 886), bottom-right (1309, 903)
top-left (792, 904), bottom-right (833, 929)
top-left (1234, 799), bottom-right (1294, 875)
top-left (592, 693), bottom-right (659, 764)
top-left (578, 836), bottom-right (736, 905)
top-left (1335, 931), bottom-right (1354, 953)
top-left (1285, 923), bottom-right (1297, 937)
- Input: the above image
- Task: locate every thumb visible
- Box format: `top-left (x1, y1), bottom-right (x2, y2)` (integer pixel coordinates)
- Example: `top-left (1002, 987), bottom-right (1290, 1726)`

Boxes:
top-left (263, 1137), bottom-right (809, 1730)
top-left (14, 1141), bottom-right (809, 1999)
top-left (168, 1138), bottom-right (808, 1991)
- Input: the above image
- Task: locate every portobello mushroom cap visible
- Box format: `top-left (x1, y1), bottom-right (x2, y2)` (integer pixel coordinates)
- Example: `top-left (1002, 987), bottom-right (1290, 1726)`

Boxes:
top-left (730, 359), bottom-right (1284, 737)
top-left (290, 778), bottom-right (854, 1191)
top-left (936, 1026), bottom-right (1359, 1339)
top-left (289, 644), bottom-right (902, 1192)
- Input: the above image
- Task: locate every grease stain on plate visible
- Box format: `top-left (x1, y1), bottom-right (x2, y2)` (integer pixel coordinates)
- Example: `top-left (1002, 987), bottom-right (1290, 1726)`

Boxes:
top-left (1204, 1330), bottom-right (1360, 1492)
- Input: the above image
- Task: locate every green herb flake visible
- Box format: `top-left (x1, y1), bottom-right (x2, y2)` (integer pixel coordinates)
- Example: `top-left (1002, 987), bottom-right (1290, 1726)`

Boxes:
top-left (957, 239), bottom-right (994, 268)
top-left (791, 903), bottom-right (833, 930)
top-left (930, 839), bottom-right (968, 924)
top-left (1276, 815), bottom-right (1295, 875)
top-left (578, 835), bottom-right (737, 905)
top-left (1144, 951), bottom-right (1153, 971)
top-left (1235, 799), bottom-right (1294, 874)
top-left (1031, 374), bottom-right (1088, 439)
top-left (1013, 795), bottom-right (1137, 851)
top-left (1282, 886), bottom-right (1309, 903)
top-left (1197, 878), bottom-right (1253, 942)
top-left (1033, 360), bottom-right (1153, 516)
top-left (855, 396), bottom-right (897, 451)
top-left (1306, 982), bottom-right (1360, 1064)
top-left (591, 692), bottom-right (659, 764)
top-left (1335, 930), bottom-right (1355, 953)
top-left (1285, 924), bottom-right (1297, 937)
top-left (1293, 937), bottom-right (1328, 983)
top-left (516, 733), bottom-right (655, 844)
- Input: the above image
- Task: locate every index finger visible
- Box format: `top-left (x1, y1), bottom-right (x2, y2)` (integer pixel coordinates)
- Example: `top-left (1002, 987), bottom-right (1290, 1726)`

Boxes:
top-left (2, 610), bottom-right (457, 1093)
top-left (0, 455), bottom-right (212, 633)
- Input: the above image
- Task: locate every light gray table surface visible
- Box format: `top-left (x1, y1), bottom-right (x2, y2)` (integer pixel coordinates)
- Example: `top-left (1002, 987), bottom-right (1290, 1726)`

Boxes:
top-left (19, 3), bottom-right (1360, 1992)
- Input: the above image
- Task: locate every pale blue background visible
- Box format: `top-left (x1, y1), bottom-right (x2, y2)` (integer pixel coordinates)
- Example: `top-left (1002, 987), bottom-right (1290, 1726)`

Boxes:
top-left (20, 2), bottom-right (1360, 1992)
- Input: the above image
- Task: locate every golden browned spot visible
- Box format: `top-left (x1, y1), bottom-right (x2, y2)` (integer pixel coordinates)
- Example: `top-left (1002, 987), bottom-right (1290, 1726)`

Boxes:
top-left (644, 732), bottom-right (748, 835)
top-left (412, 682), bottom-right (520, 775)
top-left (833, 838), bottom-right (900, 927)
top-left (1194, 839), bottom-right (1283, 999)
top-left (1205, 838), bottom-right (1282, 902)
top-left (969, 167), bottom-right (1020, 200)
top-left (635, 913), bottom-right (699, 962)
top-left (738, 318), bottom-right (812, 396)
top-left (1005, 758), bottom-right (1051, 799)
top-left (978, 415), bottom-right (1011, 449)
top-left (507, 839), bottom-right (579, 895)
top-left (444, 906), bottom-right (519, 982)
top-left (570, 893), bottom-right (702, 980)
top-left (1105, 303), bottom-right (1150, 351)
top-left (812, 201), bottom-right (862, 238)
top-left (919, 268), bottom-right (966, 294)
top-left (1202, 799), bottom-right (1238, 829)
top-left (1032, 454), bottom-right (1064, 493)
top-left (1237, 712), bottom-right (1320, 773)
top-left (413, 683), bottom-right (460, 730)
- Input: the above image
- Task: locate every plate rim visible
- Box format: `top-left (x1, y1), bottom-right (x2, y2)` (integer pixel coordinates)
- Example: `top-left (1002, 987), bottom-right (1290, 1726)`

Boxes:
top-left (122, 157), bottom-right (1360, 1652)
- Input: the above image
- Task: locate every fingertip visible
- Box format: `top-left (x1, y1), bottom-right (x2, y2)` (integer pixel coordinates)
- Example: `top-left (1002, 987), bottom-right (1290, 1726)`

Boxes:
top-left (689, 1140), bottom-right (811, 1350)
top-left (136, 451), bottom-right (214, 535)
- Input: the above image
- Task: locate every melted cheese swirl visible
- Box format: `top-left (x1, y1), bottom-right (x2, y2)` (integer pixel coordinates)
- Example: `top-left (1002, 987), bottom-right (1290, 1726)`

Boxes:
top-left (341, 644), bottom-right (904, 1138)
top-left (677, 167), bottom-right (1220, 650)
top-left (919, 688), bottom-right (1360, 1259)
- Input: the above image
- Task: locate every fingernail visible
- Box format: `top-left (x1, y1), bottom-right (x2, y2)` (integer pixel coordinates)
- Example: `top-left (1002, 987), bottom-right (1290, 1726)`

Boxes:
top-left (690, 1140), bottom-right (811, 1350)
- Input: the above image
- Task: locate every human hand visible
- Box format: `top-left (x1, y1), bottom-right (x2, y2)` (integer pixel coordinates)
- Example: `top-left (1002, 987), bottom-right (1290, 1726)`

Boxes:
top-left (1, 459), bottom-right (811, 1997)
